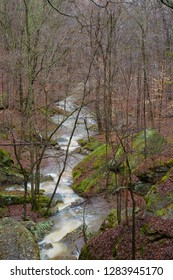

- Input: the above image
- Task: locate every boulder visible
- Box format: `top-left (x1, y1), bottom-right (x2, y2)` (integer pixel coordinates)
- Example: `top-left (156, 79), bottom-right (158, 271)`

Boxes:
top-left (145, 167), bottom-right (173, 218)
top-left (0, 218), bottom-right (40, 259)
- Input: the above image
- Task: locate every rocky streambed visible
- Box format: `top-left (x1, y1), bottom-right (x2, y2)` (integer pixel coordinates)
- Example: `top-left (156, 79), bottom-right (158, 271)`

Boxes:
top-left (0, 83), bottom-right (115, 260)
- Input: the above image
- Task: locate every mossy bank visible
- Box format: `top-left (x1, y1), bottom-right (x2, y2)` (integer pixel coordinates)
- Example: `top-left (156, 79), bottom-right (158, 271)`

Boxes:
top-left (73, 130), bottom-right (173, 260)
top-left (72, 129), bottom-right (167, 196)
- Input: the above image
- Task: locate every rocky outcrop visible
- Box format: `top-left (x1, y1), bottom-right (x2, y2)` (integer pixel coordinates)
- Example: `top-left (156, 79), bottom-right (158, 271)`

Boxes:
top-left (0, 148), bottom-right (23, 185)
top-left (77, 130), bottom-right (173, 260)
top-left (0, 218), bottom-right (40, 259)
top-left (72, 129), bottom-right (167, 196)
top-left (146, 167), bottom-right (173, 218)
top-left (72, 143), bottom-right (112, 195)
top-left (79, 167), bottom-right (173, 260)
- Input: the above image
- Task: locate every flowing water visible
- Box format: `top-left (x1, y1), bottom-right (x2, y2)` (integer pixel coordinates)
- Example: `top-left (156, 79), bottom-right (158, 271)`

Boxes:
top-left (37, 84), bottom-right (113, 259)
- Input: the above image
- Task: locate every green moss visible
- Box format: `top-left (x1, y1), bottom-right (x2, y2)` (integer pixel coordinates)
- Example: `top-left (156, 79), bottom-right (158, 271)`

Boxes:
top-left (40, 107), bottom-right (56, 116)
top-left (38, 195), bottom-right (50, 204)
top-left (0, 148), bottom-right (13, 167)
top-left (161, 174), bottom-right (169, 183)
top-left (72, 144), bottom-right (112, 194)
top-left (92, 144), bottom-right (110, 168)
top-left (40, 175), bottom-right (54, 182)
top-left (100, 209), bottom-right (117, 230)
top-left (145, 168), bottom-right (173, 216)
top-left (72, 168), bottom-right (82, 181)
top-left (112, 243), bottom-right (118, 258)
top-left (78, 139), bottom-right (88, 146)
top-left (79, 244), bottom-right (93, 260)
top-left (0, 191), bottom-right (50, 209)
top-left (0, 148), bottom-right (25, 185)
top-left (168, 204), bottom-right (173, 211)
top-left (50, 139), bottom-right (58, 146)
top-left (88, 124), bottom-right (98, 132)
top-left (0, 132), bottom-right (8, 140)
top-left (73, 129), bottom-right (166, 196)
top-left (0, 192), bottom-right (30, 207)
top-left (78, 137), bottom-right (103, 152)
top-left (111, 129), bottom-right (166, 180)
top-left (139, 245), bottom-right (145, 256)
top-left (156, 208), bottom-right (167, 217)
top-left (145, 191), bottom-right (160, 211)
top-left (115, 146), bottom-right (124, 162)
top-left (132, 129), bottom-right (166, 155)
top-left (140, 224), bottom-right (149, 235)
top-left (73, 176), bottom-right (98, 193)
top-left (167, 158), bottom-right (173, 168)
top-left (30, 220), bottom-right (53, 241)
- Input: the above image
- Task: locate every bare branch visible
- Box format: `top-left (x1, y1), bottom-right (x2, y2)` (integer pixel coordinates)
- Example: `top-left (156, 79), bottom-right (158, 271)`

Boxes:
top-left (46, 0), bottom-right (85, 27)
top-left (90, 0), bottom-right (109, 8)
top-left (160, 0), bottom-right (173, 9)
top-left (46, 0), bottom-right (76, 18)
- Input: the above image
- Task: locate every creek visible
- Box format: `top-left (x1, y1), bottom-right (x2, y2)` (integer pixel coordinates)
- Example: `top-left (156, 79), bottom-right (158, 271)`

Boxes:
top-left (38, 84), bottom-right (114, 260)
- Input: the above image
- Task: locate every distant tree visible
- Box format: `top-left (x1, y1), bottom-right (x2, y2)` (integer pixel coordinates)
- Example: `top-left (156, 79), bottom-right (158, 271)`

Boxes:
top-left (0, 0), bottom-right (74, 213)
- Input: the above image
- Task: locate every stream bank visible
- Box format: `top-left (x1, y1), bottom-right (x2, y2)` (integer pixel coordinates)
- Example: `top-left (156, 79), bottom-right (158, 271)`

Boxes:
top-left (0, 83), bottom-right (115, 260)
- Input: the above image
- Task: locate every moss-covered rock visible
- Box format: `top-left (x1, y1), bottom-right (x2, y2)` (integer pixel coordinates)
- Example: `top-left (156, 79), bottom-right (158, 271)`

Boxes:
top-left (0, 218), bottom-right (40, 259)
top-left (115, 129), bottom-right (166, 173)
top-left (29, 220), bottom-right (54, 241)
top-left (110, 129), bottom-right (167, 196)
top-left (0, 168), bottom-right (24, 185)
top-left (135, 157), bottom-right (173, 185)
top-left (100, 208), bottom-right (139, 231)
top-left (0, 148), bottom-right (13, 167)
top-left (0, 148), bottom-right (24, 184)
top-left (72, 129), bottom-right (166, 196)
top-left (0, 190), bottom-right (51, 211)
top-left (100, 209), bottom-right (118, 230)
top-left (0, 191), bottom-right (29, 207)
top-left (77, 137), bottom-right (102, 152)
top-left (40, 175), bottom-right (54, 183)
top-left (79, 244), bottom-right (93, 260)
top-left (145, 168), bottom-right (173, 218)
top-left (72, 144), bottom-right (113, 195)
top-left (78, 130), bottom-right (173, 260)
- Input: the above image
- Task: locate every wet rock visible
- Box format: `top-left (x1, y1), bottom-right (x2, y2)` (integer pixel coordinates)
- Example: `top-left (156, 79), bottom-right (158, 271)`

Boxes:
top-left (61, 225), bottom-right (83, 244)
top-left (22, 220), bottom-right (54, 241)
top-left (40, 175), bottom-right (54, 182)
top-left (70, 198), bottom-right (84, 207)
top-left (43, 243), bottom-right (53, 250)
top-left (0, 218), bottom-right (40, 259)
top-left (52, 193), bottom-right (64, 203)
top-left (72, 147), bottom-right (90, 155)
top-left (0, 168), bottom-right (23, 185)
top-left (22, 220), bottom-right (36, 230)
top-left (57, 137), bottom-right (68, 143)
top-left (134, 181), bottom-right (152, 196)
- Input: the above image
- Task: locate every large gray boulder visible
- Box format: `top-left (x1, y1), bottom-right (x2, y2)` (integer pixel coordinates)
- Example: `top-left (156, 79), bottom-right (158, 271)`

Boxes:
top-left (0, 218), bottom-right (40, 259)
